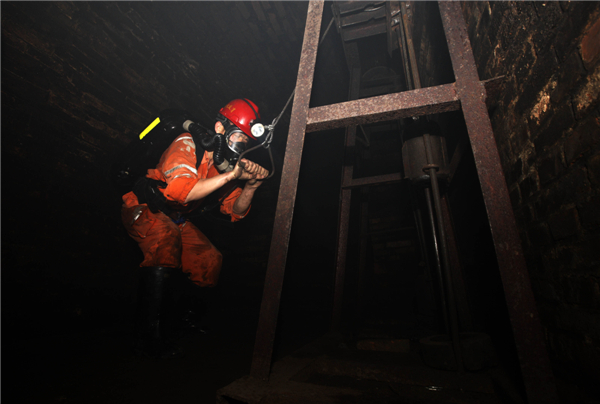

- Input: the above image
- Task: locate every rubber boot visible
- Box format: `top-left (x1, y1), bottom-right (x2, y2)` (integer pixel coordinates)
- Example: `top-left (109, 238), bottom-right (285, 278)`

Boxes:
top-left (133, 266), bottom-right (183, 359)
top-left (180, 304), bottom-right (210, 335)
top-left (172, 272), bottom-right (212, 336)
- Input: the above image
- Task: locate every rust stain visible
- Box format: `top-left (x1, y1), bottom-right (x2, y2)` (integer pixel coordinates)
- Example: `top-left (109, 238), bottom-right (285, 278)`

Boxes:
top-left (574, 64), bottom-right (600, 113)
top-left (581, 16), bottom-right (600, 65)
top-left (306, 83), bottom-right (460, 132)
top-left (530, 92), bottom-right (550, 123)
top-left (530, 80), bottom-right (557, 124)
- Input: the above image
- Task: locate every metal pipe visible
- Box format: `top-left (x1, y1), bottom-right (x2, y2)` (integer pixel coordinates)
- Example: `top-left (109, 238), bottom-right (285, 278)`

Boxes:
top-left (423, 133), bottom-right (464, 373)
top-left (357, 190), bottom-right (369, 322)
top-left (400, 2), bottom-right (422, 90)
top-left (396, 12), bottom-right (414, 90)
top-left (399, 0), bottom-right (461, 371)
top-left (412, 193), bottom-right (432, 284)
top-left (441, 194), bottom-right (474, 331)
top-left (423, 187), bottom-right (449, 334)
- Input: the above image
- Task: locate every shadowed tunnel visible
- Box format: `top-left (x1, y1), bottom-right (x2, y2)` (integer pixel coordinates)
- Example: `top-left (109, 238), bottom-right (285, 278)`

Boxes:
top-left (2, 2), bottom-right (600, 403)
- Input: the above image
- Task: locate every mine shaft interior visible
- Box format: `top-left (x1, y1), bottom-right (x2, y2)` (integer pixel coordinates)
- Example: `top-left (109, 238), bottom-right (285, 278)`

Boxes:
top-left (3, 1), bottom-right (599, 404)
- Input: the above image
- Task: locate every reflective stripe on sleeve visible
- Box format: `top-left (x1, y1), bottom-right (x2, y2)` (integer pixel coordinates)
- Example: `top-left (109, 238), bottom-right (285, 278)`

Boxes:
top-left (173, 173), bottom-right (194, 180)
top-left (164, 164), bottom-right (198, 177)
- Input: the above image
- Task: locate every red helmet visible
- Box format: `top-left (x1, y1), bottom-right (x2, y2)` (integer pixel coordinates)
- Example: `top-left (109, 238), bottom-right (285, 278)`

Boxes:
top-left (219, 99), bottom-right (264, 140)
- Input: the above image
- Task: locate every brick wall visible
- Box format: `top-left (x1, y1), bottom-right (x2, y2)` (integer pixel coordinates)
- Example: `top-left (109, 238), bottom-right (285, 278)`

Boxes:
top-left (461, 0), bottom-right (600, 394)
top-left (1, 2), bottom-right (306, 337)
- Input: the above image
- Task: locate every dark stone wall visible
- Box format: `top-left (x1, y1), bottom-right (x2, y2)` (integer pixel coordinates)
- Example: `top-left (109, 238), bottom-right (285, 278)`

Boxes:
top-left (461, 0), bottom-right (600, 395)
top-left (1, 1), bottom-right (309, 338)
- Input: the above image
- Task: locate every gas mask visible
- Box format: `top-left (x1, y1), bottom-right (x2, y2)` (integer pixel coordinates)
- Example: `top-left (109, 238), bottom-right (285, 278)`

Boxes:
top-left (223, 128), bottom-right (249, 168)
top-left (183, 116), bottom-right (266, 174)
top-left (216, 121), bottom-right (264, 173)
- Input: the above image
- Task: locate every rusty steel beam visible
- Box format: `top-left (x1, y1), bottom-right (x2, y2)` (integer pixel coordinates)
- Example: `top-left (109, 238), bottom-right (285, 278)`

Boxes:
top-left (250, 0), bottom-right (324, 381)
top-left (400, 1), bottom-right (422, 89)
top-left (386, 1), bottom-right (400, 56)
top-left (438, 2), bottom-right (558, 403)
top-left (444, 79), bottom-right (504, 185)
top-left (306, 83), bottom-right (460, 133)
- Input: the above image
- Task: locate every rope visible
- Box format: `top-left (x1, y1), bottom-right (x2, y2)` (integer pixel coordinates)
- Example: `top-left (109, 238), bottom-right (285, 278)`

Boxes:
top-left (269, 16), bottom-right (335, 131)
top-left (239, 17), bottom-right (335, 180)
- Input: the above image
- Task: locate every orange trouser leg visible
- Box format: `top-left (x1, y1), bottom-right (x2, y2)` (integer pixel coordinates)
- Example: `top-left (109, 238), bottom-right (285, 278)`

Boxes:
top-left (122, 205), bottom-right (183, 268)
top-left (180, 221), bottom-right (223, 287)
top-left (122, 204), bottom-right (222, 287)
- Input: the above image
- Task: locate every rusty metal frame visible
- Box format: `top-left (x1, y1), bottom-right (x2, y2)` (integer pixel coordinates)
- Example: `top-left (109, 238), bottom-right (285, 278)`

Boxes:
top-left (307, 83), bottom-right (459, 132)
top-left (306, 78), bottom-right (503, 133)
top-left (250, 0), bottom-right (324, 381)
top-left (250, 3), bottom-right (558, 403)
top-left (438, 3), bottom-right (557, 403)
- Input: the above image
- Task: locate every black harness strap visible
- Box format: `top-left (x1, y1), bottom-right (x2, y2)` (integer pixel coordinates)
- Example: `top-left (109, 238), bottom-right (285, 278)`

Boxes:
top-left (132, 131), bottom-right (237, 223)
top-left (132, 177), bottom-right (172, 215)
top-left (190, 131), bottom-right (205, 170)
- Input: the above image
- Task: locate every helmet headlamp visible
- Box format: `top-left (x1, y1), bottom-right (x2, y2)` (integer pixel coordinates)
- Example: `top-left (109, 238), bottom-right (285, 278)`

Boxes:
top-left (250, 122), bottom-right (265, 138)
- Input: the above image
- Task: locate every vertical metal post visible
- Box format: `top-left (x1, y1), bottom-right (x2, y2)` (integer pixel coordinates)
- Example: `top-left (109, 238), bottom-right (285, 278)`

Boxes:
top-left (423, 134), bottom-right (464, 372)
top-left (441, 195), bottom-right (473, 331)
top-left (400, 2), bottom-right (422, 89)
top-left (413, 205), bottom-right (431, 281)
top-left (357, 189), bottom-right (370, 321)
top-left (424, 188), bottom-right (449, 334)
top-left (331, 187), bottom-right (352, 331)
top-left (250, 1), bottom-right (324, 381)
top-left (438, 2), bottom-right (558, 402)
top-left (411, 189), bottom-right (435, 314)
top-left (396, 12), bottom-right (414, 90)
top-left (331, 65), bottom-right (361, 331)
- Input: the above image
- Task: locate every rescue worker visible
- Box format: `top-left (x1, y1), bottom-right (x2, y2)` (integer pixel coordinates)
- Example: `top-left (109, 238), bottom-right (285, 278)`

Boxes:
top-left (121, 99), bottom-right (269, 358)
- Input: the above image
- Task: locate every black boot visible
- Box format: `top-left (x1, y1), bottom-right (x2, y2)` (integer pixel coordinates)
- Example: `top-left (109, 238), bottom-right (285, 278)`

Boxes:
top-left (133, 266), bottom-right (183, 359)
top-left (180, 307), bottom-right (210, 335)
top-left (171, 272), bottom-right (212, 336)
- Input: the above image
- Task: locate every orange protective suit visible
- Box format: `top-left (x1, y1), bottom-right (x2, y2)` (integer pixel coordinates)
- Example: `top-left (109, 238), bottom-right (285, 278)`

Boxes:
top-left (121, 133), bottom-right (249, 287)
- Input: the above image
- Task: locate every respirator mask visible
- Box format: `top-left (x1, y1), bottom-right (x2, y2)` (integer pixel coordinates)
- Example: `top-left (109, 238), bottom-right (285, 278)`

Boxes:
top-left (217, 119), bottom-right (266, 173)
top-left (223, 127), bottom-right (248, 168)
top-left (185, 98), bottom-right (268, 174)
